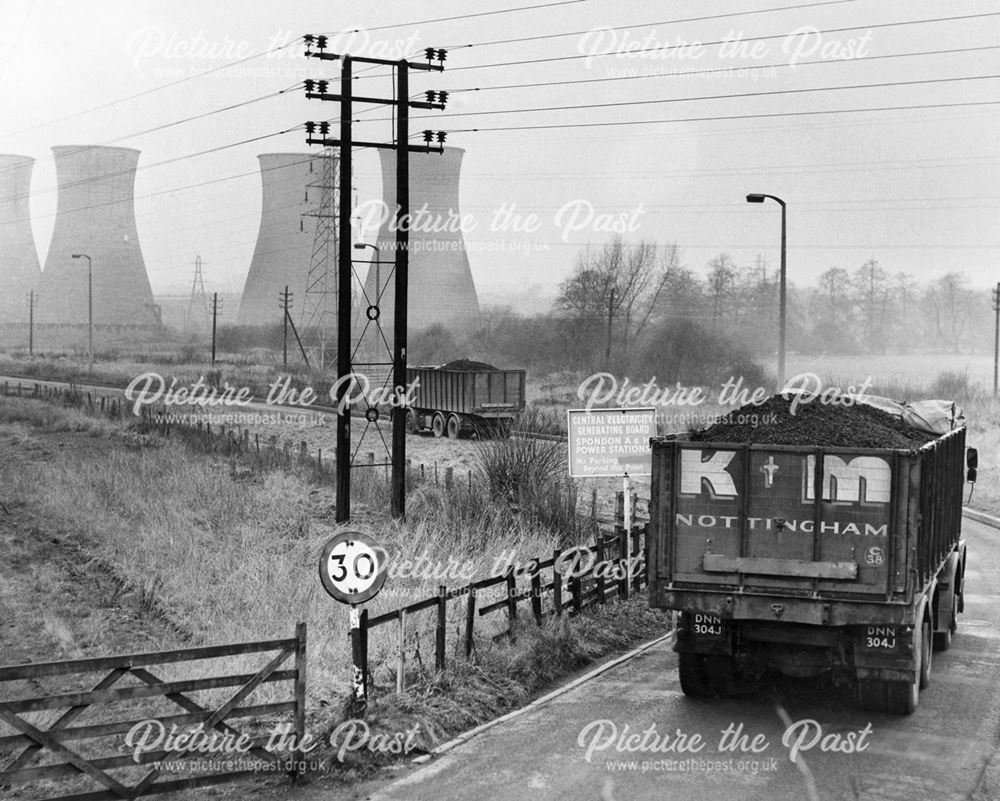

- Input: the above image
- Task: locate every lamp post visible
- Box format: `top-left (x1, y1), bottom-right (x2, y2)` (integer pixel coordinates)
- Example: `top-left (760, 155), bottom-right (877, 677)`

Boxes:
top-left (745, 194), bottom-right (786, 391)
top-left (354, 242), bottom-right (382, 303)
top-left (71, 253), bottom-right (93, 371)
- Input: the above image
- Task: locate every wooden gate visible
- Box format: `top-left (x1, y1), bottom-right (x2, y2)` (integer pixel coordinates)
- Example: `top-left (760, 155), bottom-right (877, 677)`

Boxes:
top-left (0, 623), bottom-right (306, 800)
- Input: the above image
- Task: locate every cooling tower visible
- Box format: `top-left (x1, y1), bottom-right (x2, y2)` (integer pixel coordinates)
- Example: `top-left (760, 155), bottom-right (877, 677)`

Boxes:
top-left (0, 155), bottom-right (41, 324)
top-left (237, 152), bottom-right (325, 326)
top-left (363, 146), bottom-right (480, 334)
top-left (38, 146), bottom-right (155, 326)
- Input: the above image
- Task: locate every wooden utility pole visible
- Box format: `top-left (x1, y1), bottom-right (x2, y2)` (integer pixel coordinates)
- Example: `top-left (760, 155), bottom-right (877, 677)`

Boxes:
top-left (27, 290), bottom-right (35, 356)
top-left (605, 287), bottom-right (615, 366)
top-left (210, 292), bottom-right (222, 365)
top-left (305, 39), bottom-right (447, 522)
top-left (279, 285), bottom-right (294, 370)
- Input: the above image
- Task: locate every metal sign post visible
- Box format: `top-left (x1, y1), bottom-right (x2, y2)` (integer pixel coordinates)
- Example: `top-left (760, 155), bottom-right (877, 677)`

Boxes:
top-left (318, 531), bottom-right (387, 717)
top-left (623, 472), bottom-right (633, 533)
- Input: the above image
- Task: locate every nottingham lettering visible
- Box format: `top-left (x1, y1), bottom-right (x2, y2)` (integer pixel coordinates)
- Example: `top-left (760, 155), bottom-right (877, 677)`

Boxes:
top-left (675, 513), bottom-right (886, 537)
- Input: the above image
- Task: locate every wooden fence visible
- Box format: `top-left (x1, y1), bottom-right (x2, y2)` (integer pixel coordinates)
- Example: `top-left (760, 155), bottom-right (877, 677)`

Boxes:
top-left (357, 518), bottom-right (650, 696)
top-left (0, 379), bottom-right (641, 526)
top-left (0, 625), bottom-right (306, 801)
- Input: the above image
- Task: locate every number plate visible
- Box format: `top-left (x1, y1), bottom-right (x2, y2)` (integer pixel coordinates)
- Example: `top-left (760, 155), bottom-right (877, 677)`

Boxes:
top-left (863, 625), bottom-right (898, 650)
top-left (692, 613), bottom-right (723, 636)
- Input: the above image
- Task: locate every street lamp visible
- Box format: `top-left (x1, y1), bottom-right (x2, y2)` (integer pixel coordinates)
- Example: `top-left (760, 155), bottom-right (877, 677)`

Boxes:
top-left (746, 194), bottom-right (786, 391)
top-left (354, 242), bottom-right (382, 304)
top-left (71, 253), bottom-right (93, 371)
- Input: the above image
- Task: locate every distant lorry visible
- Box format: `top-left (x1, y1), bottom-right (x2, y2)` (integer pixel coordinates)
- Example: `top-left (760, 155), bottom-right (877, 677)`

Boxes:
top-left (405, 361), bottom-right (526, 439)
top-left (648, 410), bottom-right (973, 714)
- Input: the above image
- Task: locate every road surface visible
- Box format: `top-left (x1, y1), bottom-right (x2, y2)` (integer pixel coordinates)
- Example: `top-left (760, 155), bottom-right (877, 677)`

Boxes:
top-left (366, 517), bottom-right (1000, 801)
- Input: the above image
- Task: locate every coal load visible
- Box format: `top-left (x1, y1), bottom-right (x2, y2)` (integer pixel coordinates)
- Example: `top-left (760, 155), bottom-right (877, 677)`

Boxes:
top-left (689, 394), bottom-right (939, 449)
top-left (439, 358), bottom-right (498, 371)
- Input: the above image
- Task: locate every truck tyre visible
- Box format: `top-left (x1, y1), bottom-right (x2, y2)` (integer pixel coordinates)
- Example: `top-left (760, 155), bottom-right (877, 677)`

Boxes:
top-left (919, 615), bottom-right (932, 689)
top-left (446, 414), bottom-right (461, 439)
top-left (678, 653), bottom-right (711, 697)
top-left (432, 413), bottom-right (446, 438)
top-left (678, 653), bottom-right (736, 698)
top-left (405, 410), bottom-right (417, 435)
top-left (885, 617), bottom-right (927, 715)
top-left (934, 590), bottom-right (957, 652)
top-left (858, 679), bottom-right (886, 713)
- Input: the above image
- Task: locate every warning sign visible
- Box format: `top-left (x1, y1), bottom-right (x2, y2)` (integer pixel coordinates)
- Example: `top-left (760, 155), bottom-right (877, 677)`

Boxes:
top-left (567, 407), bottom-right (656, 477)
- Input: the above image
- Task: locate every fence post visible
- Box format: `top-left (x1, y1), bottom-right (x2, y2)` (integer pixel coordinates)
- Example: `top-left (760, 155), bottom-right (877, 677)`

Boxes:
top-left (618, 527), bottom-right (630, 600)
top-left (464, 589), bottom-right (476, 657)
top-left (571, 565), bottom-right (582, 614)
top-left (445, 467), bottom-right (454, 489)
top-left (436, 586), bottom-right (447, 672)
top-left (293, 622), bottom-right (307, 775)
top-left (349, 605), bottom-right (367, 717)
top-left (552, 548), bottom-right (563, 617)
top-left (397, 610), bottom-right (407, 694)
top-left (530, 560), bottom-right (543, 625)
top-left (596, 535), bottom-right (606, 605)
top-left (642, 523), bottom-right (650, 591)
top-left (505, 567), bottom-right (518, 623)
top-left (615, 492), bottom-right (624, 527)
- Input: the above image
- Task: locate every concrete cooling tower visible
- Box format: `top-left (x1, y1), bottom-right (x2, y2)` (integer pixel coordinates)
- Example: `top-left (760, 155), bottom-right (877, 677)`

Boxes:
top-left (237, 152), bottom-right (325, 326)
top-left (38, 146), bottom-right (155, 327)
top-left (0, 155), bottom-right (41, 324)
top-left (363, 146), bottom-right (480, 334)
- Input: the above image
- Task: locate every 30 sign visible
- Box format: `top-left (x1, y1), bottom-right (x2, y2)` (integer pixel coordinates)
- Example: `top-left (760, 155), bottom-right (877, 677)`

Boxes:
top-left (319, 531), bottom-right (387, 604)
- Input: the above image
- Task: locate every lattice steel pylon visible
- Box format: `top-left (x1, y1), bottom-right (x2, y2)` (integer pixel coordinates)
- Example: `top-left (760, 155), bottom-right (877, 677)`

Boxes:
top-left (299, 149), bottom-right (342, 369)
top-left (184, 255), bottom-right (210, 333)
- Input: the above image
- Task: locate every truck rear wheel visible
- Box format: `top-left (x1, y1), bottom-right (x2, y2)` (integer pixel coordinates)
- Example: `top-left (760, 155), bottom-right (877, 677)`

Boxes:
top-left (885, 617), bottom-right (928, 715)
top-left (858, 679), bottom-right (886, 712)
top-left (405, 410), bottom-right (417, 435)
top-left (678, 653), bottom-right (736, 698)
top-left (431, 413), bottom-right (446, 438)
top-left (933, 590), bottom-right (957, 652)
top-left (919, 615), bottom-right (932, 689)
top-left (446, 414), bottom-right (461, 439)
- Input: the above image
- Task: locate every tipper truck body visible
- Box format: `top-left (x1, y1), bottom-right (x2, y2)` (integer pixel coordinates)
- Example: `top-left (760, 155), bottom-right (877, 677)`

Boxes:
top-left (405, 365), bottom-right (525, 439)
top-left (648, 425), bottom-right (970, 713)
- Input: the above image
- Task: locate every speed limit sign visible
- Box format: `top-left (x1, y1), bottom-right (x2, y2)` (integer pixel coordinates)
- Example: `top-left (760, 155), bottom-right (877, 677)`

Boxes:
top-left (319, 531), bottom-right (387, 604)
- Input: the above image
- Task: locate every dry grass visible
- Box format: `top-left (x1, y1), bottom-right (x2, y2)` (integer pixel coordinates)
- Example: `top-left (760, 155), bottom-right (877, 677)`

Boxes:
top-left (0, 415), bottom-right (594, 706)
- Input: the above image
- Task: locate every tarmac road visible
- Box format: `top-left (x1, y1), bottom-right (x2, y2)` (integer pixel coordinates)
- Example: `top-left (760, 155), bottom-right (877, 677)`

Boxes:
top-left (365, 517), bottom-right (1000, 801)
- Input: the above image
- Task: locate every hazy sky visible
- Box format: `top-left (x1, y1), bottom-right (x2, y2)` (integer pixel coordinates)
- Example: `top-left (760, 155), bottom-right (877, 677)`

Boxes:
top-left (2, 0), bottom-right (998, 305)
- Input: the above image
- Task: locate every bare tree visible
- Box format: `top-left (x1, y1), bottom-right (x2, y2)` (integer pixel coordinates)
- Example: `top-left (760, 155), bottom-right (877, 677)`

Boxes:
top-left (556, 236), bottom-right (680, 369)
top-left (706, 253), bottom-right (738, 326)
top-left (923, 272), bottom-right (972, 353)
top-left (852, 259), bottom-right (891, 352)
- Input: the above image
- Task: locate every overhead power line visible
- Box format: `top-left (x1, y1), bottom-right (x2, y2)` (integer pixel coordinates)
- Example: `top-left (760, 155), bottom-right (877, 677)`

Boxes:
top-left (438, 0), bottom-right (858, 50)
top-left (360, 74), bottom-right (1000, 126)
top-left (319, 0), bottom-right (598, 35)
top-left (446, 11), bottom-right (1000, 72)
top-left (0, 36), bottom-right (302, 141)
top-left (446, 99), bottom-right (1000, 133)
top-left (448, 44), bottom-right (1000, 94)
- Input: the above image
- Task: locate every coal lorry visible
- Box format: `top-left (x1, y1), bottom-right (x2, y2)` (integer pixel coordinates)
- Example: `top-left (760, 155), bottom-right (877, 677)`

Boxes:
top-left (648, 395), bottom-right (974, 714)
top-left (405, 360), bottom-right (526, 439)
